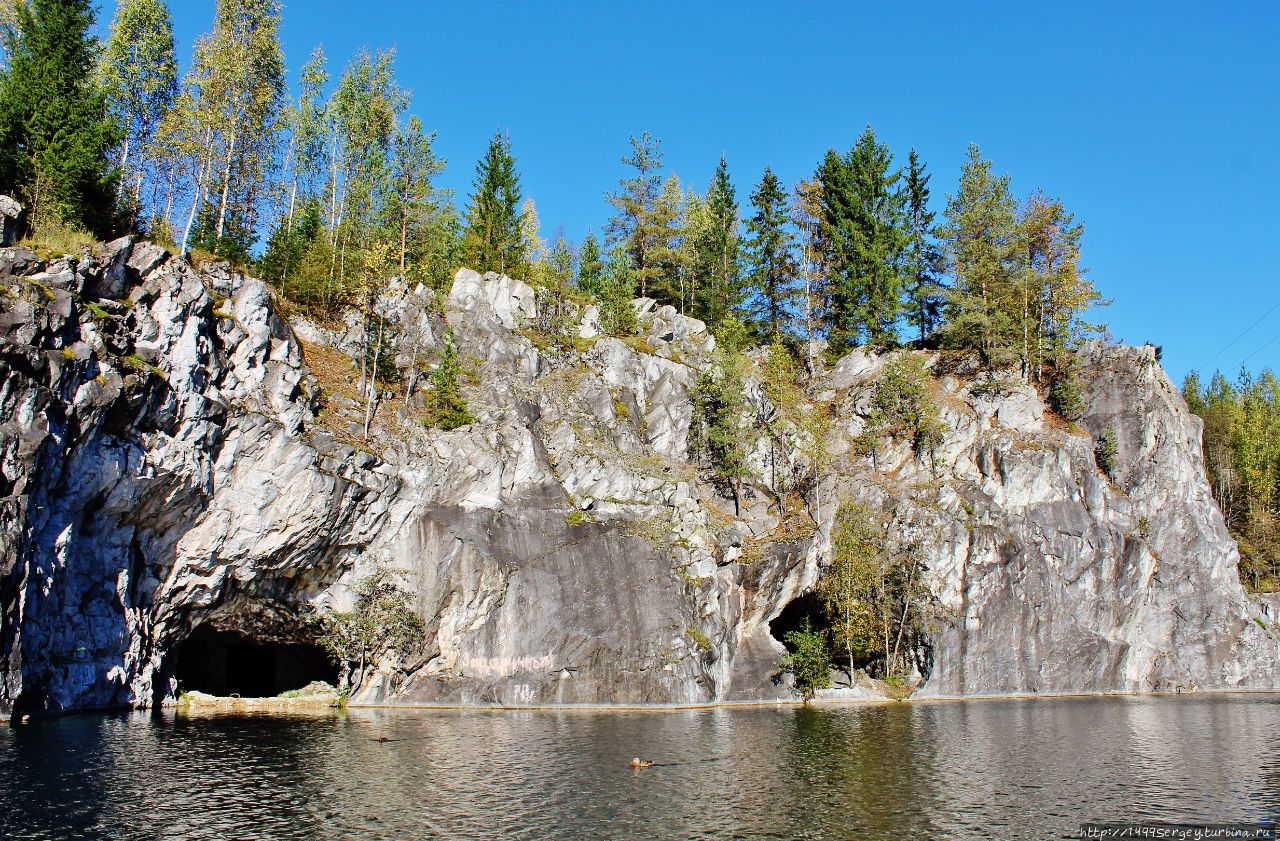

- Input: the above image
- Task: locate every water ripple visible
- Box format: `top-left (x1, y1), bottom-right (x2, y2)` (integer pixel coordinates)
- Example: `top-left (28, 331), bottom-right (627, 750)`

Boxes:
top-left (1, 695), bottom-right (1279, 839)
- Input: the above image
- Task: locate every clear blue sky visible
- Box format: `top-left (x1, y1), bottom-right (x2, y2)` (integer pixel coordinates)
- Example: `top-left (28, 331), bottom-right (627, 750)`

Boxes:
top-left (144, 0), bottom-right (1278, 385)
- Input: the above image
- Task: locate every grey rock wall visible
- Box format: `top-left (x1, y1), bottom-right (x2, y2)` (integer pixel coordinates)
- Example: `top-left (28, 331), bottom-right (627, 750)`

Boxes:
top-left (1, 242), bottom-right (1276, 715)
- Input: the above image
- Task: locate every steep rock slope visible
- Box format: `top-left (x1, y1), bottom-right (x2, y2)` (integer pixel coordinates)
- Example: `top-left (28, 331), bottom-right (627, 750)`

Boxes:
top-left (0, 241), bottom-right (1275, 714)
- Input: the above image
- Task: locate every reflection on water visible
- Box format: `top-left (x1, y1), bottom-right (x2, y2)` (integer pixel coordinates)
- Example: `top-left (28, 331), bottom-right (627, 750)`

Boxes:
top-left (1, 695), bottom-right (1278, 839)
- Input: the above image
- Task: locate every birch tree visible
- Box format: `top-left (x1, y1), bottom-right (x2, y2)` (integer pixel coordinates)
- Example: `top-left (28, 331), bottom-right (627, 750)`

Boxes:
top-left (98, 0), bottom-right (177, 211)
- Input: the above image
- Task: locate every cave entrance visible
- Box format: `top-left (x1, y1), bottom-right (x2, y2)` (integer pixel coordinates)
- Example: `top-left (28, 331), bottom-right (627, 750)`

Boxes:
top-left (174, 626), bottom-right (337, 698)
top-left (769, 592), bottom-right (828, 652)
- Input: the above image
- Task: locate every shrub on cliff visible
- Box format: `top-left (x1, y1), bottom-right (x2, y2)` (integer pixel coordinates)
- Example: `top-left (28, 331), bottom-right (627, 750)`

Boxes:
top-left (778, 620), bottom-right (831, 702)
top-left (857, 355), bottom-right (946, 464)
top-left (426, 328), bottom-right (475, 431)
top-left (1095, 427), bottom-right (1119, 479)
top-left (1048, 360), bottom-right (1086, 422)
top-left (318, 567), bottom-right (426, 692)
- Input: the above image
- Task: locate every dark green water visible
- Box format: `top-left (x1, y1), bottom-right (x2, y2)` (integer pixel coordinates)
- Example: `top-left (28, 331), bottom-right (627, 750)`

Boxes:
top-left (2, 694), bottom-right (1278, 839)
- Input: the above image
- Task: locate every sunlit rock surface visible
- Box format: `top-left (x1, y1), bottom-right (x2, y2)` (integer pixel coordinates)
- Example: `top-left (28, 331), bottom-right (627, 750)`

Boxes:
top-left (1, 241), bottom-right (1276, 714)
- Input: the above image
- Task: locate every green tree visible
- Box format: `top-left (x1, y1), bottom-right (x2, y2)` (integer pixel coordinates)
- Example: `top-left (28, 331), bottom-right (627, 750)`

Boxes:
top-left (820, 502), bottom-right (882, 679)
top-left (186, 0), bottom-right (286, 256)
top-left (792, 178), bottom-right (826, 373)
top-left (0, 0), bottom-right (120, 235)
top-left (745, 165), bottom-right (800, 341)
top-left (536, 232), bottom-right (577, 340)
top-left (520, 196), bottom-right (548, 283)
top-left (606, 131), bottom-right (669, 298)
top-left (902, 149), bottom-right (945, 343)
top-left (693, 155), bottom-right (743, 328)
top-left (941, 145), bottom-right (1023, 367)
top-left (646, 172), bottom-right (687, 308)
top-left (427, 327), bottom-right (476, 431)
top-left (388, 114), bottom-right (444, 276)
top-left (278, 46), bottom-right (328, 234)
top-left (816, 126), bottom-right (907, 352)
top-left (600, 245), bottom-right (638, 336)
top-left (258, 195), bottom-right (322, 299)
top-left (576, 228), bottom-right (605, 296)
top-left (690, 350), bottom-right (755, 514)
top-left (819, 501), bottom-right (934, 680)
top-left (857, 355), bottom-right (946, 465)
top-left (778, 620), bottom-right (832, 702)
top-left (318, 565), bottom-right (427, 692)
top-left (98, 0), bottom-right (177, 212)
top-left (324, 48), bottom-right (404, 291)
top-left (462, 130), bottom-right (525, 275)
top-left (1020, 191), bottom-right (1105, 381)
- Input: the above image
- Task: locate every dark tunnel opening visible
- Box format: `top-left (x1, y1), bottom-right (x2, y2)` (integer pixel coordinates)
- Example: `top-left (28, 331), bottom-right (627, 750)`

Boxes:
top-left (768, 592), bottom-right (828, 652)
top-left (174, 625), bottom-right (338, 698)
top-left (769, 592), bottom-right (935, 682)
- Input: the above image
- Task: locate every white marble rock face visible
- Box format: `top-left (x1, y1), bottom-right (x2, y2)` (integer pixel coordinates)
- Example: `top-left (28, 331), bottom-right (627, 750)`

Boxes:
top-left (0, 240), bottom-right (1276, 714)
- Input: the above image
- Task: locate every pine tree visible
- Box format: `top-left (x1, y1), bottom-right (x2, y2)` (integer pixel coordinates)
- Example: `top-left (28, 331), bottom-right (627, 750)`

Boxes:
top-left (745, 165), bottom-right (799, 341)
top-left (98, 0), bottom-right (177, 214)
top-left (0, 0), bottom-right (120, 235)
top-left (941, 145), bottom-right (1023, 368)
top-left (1020, 191), bottom-right (1104, 380)
top-left (605, 131), bottom-right (665, 298)
top-left (902, 149), bottom-right (945, 343)
top-left (694, 154), bottom-right (743, 328)
top-left (462, 130), bottom-right (525, 275)
top-left (576, 228), bottom-right (605, 296)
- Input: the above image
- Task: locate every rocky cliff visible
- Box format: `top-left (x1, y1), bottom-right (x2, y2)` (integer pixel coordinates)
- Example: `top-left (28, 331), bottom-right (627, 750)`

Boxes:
top-left (1, 240), bottom-right (1277, 715)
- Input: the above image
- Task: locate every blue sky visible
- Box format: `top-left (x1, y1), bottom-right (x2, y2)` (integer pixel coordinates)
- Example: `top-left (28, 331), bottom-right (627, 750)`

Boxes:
top-left (144, 1), bottom-right (1278, 384)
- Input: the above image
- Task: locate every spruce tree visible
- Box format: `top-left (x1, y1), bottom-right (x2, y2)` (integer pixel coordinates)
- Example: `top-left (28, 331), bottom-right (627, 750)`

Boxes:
top-left (694, 155), bottom-right (743, 328)
top-left (576, 229), bottom-right (605, 296)
top-left (745, 165), bottom-right (799, 341)
top-left (428, 328), bottom-right (475, 431)
top-left (816, 126), bottom-right (907, 353)
top-left (0, 0), bottom-right (120, 235)
top-left (902, 149), bottom-right (945, 343)
top-left (600, 245), bottom-right (638, 335)
top-left (462, 130), bottom-right (525, 275)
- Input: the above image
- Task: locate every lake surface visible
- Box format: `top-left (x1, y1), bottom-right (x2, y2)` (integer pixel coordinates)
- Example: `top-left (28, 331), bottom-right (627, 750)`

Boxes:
top-left (2, 694), bottom-right (1278, 839)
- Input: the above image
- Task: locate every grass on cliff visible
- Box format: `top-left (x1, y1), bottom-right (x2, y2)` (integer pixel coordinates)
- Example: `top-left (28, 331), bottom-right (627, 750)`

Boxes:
top-left (18, 221), bottom-right (96, 260)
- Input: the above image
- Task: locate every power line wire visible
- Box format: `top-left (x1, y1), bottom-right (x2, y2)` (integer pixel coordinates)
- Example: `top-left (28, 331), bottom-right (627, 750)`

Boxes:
top-left (1238, 329), bottom-right (1280, 368)
top-left (1194, 298), bottom-right (1280, 374)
